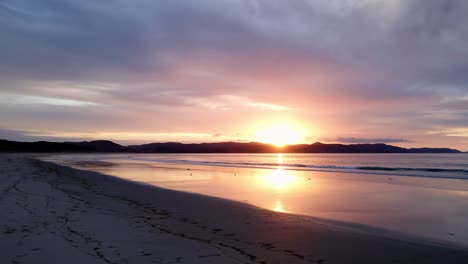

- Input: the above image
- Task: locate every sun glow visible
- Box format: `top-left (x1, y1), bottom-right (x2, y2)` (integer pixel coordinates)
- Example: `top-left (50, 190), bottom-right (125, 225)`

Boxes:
top-left (255, 123), bottom-right (305, 147)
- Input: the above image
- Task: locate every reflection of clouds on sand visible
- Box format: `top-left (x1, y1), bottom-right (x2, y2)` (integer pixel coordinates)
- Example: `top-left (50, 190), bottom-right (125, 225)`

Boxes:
top-left (44, 153), bottom-right (468, 246)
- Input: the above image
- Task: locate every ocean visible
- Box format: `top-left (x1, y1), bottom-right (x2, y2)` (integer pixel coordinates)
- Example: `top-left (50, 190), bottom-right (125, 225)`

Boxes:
top-left (42, 153), bottom-right (468, 246)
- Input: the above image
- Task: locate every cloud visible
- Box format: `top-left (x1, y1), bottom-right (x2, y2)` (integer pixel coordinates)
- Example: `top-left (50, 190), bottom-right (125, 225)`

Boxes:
top-left (0, 94), bottom-right (99, 106)
top-left (0, 0), bottom-right (468, 148)
top-left (0, 128), bottom-right (86, 142)
top-left (2, 0), bottom-right (467, 101)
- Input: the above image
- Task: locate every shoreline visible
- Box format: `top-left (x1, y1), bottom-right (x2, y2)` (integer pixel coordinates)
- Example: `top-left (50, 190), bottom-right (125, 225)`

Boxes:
top-left (45, 152), bottom-right (468, 181)
top-left (1, 154), bottom-right (468, 263)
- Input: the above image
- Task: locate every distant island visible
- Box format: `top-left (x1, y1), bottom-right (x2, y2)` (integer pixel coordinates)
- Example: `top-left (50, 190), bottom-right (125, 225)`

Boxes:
top-left (0, 139), bottom-right (462, 153)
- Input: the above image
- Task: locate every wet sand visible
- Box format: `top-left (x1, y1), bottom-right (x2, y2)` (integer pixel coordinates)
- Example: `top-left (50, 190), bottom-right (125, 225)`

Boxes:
top-left (1, 154), bottom-right (467, 263)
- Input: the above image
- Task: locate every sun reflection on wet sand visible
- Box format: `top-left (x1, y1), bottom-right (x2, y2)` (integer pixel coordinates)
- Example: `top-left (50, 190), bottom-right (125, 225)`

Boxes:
top-left (255, 167), bottom-right (302, 192)
top-left (253, 153), bottom-right (308, 192)
top-left (277, 153), bottom-right (283, 164)
top-left (273, 199), bottom-right (286, 212)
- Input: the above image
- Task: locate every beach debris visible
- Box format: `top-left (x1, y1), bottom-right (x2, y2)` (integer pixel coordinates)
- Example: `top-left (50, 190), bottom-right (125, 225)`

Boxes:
top-left (259, 242), bottom-right (276, 249)
top-left (198, 253), bottom-right (221, 258)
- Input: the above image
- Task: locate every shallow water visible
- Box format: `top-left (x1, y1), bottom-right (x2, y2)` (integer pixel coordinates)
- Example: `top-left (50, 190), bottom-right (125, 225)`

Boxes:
top-left (43, 153), bottom-right (468, 246)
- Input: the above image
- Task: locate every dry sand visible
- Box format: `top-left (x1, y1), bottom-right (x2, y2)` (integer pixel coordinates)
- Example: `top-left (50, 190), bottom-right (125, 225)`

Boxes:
top-left (1, 154), bottom-right (467, 263)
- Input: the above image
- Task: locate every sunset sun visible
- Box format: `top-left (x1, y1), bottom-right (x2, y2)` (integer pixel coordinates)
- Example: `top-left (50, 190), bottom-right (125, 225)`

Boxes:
top-left (255, 124), bottom-right (305, 147)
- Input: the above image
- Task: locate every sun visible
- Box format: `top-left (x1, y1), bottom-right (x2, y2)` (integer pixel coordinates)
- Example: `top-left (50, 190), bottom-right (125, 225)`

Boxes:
top-left (255, 123), bottom-right (304, 147)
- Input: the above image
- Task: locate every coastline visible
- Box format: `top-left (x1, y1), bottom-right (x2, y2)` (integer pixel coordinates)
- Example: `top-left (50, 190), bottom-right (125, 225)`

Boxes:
top-left (1, 154), bottom-right (467, 263)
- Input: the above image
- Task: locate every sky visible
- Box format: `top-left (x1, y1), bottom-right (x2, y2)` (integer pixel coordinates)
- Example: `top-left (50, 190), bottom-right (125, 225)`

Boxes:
top-left (0, 0), bottom-right (468, 150)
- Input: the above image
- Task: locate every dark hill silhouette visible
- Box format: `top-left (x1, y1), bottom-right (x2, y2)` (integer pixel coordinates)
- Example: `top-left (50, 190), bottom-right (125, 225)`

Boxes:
top-left (127, 142), bottom-right (275, 153)
top-left (0, 140), bottom-right (87, 152)
top-left (0, 139), bottom-right (462, 153)
top-left (0, 139), bottom-right (125, 153)
top-left (130, 142), bottom-right (460, 153)
top-left (66, 140), bottom-right (127, 152)
top-left (286, 142), bottom-right (406, 153)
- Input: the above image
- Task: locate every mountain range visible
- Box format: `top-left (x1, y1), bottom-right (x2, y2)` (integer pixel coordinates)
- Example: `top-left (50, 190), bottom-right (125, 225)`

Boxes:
top-left (0, 139), bottom-right (462, 153)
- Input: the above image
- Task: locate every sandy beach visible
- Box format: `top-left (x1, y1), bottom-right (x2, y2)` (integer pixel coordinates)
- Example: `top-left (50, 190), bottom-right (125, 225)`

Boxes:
top-left (1, 154), bottom-right (467, 264)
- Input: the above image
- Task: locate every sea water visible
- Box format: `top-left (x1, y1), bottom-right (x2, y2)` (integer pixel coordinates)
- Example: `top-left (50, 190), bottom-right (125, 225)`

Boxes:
top-left (42, 153), bottom-right (468, 246)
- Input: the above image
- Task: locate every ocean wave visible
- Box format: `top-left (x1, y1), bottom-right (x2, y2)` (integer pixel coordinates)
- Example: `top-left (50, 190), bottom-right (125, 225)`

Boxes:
top-left (121, 156), bottom-right (468, 177)
top-left (357, 166), bottom-right (468, 173)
